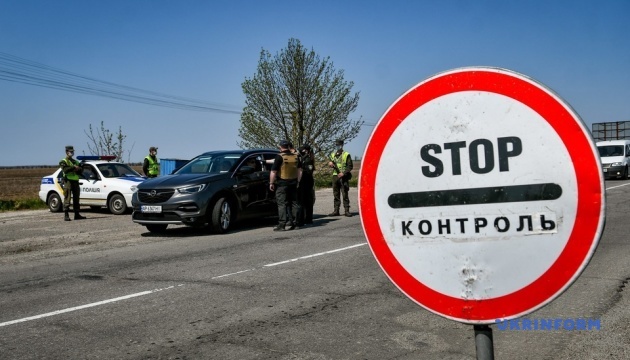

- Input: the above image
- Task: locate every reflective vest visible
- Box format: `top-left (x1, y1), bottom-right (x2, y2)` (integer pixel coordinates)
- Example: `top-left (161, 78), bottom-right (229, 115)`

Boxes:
top-left (330, 151), bottom-right (350, 175)
top-left (145, 156), bottom-right (160, 176)
top-left (279, 153), bottom-right (298, 180)
top-left (61, 158), bottom-right (81, 181)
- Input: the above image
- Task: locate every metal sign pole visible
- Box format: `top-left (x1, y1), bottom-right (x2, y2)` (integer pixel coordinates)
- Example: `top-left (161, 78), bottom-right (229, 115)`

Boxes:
top-left (474, 325), bottom-right (494, 360)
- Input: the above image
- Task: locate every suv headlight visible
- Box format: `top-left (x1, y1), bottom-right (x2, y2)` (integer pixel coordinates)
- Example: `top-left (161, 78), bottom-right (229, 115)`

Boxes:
top-left (177, 184), bottom-right (206, 194)
top-left (611, 162), bottom-right (623, 167)
top-left (130, 185), bottom-right (138, 193)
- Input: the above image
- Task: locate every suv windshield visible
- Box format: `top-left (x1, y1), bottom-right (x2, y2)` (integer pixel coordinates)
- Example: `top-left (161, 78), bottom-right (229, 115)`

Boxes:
top-left (175, 153), bottom-right (243, 174)
top-left (97, 163), bottom-right (142, 178)
top-left (598, 145), bottom-right (625, 157)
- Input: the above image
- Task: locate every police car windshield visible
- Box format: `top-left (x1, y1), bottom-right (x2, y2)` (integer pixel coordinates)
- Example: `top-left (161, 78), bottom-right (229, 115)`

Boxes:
top-left (175, 154), bottom-right (242, 174)
top-left (97, 163), bottom-right (142, 178)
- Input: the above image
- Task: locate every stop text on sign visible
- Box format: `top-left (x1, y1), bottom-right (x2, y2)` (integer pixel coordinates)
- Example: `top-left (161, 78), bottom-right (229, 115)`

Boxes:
top-left (421, 136), bottom-right (522, 177)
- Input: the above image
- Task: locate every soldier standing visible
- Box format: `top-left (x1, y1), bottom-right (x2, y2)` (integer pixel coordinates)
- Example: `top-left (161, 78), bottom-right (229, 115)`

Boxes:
top-left (269, 140), bottom-right (302, 231)
top-left (297, 144), bottom-right (315, 226)
top-left (328, 139), bottom-right (353, 217)
top-left (59, 145), bottom-right (86, 221)
top-left (143, 146), bottom-right (160, 178)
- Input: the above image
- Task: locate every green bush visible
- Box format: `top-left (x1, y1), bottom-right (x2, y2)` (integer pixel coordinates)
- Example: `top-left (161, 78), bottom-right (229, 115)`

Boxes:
top-left (0, 198), bottom-right (47, 212)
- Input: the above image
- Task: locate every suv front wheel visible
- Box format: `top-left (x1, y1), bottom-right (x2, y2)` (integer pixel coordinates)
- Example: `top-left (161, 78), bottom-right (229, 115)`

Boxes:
top-left (210, 197), bottom-right (232, 233)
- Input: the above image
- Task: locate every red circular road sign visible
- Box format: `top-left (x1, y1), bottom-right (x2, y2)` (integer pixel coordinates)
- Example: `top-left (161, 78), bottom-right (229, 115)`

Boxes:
top-left (359, 67), bottom-right (605, 324)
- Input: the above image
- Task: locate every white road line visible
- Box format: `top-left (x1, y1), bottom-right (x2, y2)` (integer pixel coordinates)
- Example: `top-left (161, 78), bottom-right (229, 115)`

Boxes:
top-left (606, 183), bottom-right (630, 190)
top-left (1, 243), bottom-right (366, 328)
top-left (0, 285), bottom-right (182, 327)
top-left (264, 243), bottom-right (367, 267)
top-left (211, 268), bottom-right (256, 279)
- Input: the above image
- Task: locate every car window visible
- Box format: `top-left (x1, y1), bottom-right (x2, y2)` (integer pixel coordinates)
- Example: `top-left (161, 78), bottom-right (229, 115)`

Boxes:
top-left (82, 165), bottom-right (96, 180)
top-left (96, 163), bottom-right (141, 178)
top-left (176, 154), bottom-right (242, 174)
top-left (239, 155), bottom-right (263, 172)
top-left (598, 145), bottom-right (624, 157)
top-left (112, 164), bottom-right (141, 177)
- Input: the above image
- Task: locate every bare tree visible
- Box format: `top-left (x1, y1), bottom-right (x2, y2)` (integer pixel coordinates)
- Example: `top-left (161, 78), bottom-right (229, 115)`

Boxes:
top-left (239, 38), bottom-right (362, 157)
top-left (84, 121), bottom-right (127, 162)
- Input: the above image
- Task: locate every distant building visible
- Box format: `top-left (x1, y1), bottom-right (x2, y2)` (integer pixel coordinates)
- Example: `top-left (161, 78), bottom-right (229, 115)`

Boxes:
top-left (592, 121), bottom-right (630, 141)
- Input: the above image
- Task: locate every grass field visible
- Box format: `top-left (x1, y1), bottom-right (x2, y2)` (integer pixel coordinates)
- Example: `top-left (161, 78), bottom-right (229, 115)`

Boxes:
top-left (0, 167), bottom-right (57, 201)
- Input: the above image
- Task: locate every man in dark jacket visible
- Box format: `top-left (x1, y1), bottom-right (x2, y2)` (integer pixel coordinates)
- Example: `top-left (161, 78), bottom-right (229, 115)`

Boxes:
top-left (297, 144), bottom-right (315, 226)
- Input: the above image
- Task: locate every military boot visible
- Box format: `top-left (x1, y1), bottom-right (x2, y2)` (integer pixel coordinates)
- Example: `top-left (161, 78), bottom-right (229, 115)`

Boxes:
top-left (344, 208), bottom-right (352, 217)
top-left (74, 212), bottom-right (86, 220)
top-left (64, 211), bottom-right (71, 221)
top-left (328, 209), bottom-right (340, 216)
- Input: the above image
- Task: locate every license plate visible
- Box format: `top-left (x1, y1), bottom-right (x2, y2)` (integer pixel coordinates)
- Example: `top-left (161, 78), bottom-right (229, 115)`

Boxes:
top-left (141, 205), bottom-right (162, 213)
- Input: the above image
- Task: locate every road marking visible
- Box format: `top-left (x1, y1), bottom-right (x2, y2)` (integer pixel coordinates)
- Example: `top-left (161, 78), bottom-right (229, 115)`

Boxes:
top-left (264, 243), bottom-right (367, 267)
top-left (606, 183), bottom-right (630, 190)
top-left (0, 285), bottom-right (182, 327)
top-left (0, 243), bottom-right (366, 327)
top-left (212, 268), bottom-right (256, 279)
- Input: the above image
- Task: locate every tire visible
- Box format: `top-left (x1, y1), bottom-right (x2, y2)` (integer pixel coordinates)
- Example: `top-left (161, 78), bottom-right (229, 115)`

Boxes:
top-left (48, 192), bottom-right (62, 212)
top-left (210, 197), bottom-right (232, 233)
top-left (108, 193), bottom-right (127, 215)
top-left (146, 224), bottom-right (168, 233)
top-left (625, 166), bottom-right (629, 180)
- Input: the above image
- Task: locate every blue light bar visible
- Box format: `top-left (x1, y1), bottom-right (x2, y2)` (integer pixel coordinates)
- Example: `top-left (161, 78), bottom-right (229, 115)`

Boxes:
top-left (76, 155), bottom-right (117, 161)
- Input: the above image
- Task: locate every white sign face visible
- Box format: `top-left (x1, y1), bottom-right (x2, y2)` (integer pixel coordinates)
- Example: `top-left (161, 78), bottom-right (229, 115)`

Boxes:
top-left (359, 67), bottom-right (605, 324)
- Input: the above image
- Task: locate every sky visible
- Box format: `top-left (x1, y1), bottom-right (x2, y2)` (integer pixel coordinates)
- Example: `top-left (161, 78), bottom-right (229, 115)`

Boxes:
top-left (0, 0), bottom-right (628, 166)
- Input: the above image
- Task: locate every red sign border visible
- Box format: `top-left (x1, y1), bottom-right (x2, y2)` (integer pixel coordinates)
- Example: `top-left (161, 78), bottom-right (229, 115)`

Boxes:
top-left (359, 68), bottom-right (604, 323)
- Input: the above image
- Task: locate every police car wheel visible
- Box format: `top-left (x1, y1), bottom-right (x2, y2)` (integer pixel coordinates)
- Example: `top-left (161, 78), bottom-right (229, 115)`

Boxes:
top-left (210, 197), bottom-right (232, 234)
top-left (48, 193), bottom-right (62, 213)
top-left (108, 194), bottom-right (127, 215)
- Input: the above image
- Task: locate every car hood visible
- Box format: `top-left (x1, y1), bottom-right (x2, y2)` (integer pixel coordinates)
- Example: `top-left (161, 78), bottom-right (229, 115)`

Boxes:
top-left (600, 156), bottom-right (625, 165)
top-left (107, 176), bottom-right (146, 186)
top-left (138, 173), bottom-right (228, 189)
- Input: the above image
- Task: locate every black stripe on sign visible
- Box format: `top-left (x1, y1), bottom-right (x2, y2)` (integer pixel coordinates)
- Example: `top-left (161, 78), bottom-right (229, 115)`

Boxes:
top-left (387, 183), bottom-right (562, 209)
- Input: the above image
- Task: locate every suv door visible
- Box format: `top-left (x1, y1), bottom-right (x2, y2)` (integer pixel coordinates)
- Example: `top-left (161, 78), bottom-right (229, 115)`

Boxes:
top-left (234, 154), bottom-right (274, 216)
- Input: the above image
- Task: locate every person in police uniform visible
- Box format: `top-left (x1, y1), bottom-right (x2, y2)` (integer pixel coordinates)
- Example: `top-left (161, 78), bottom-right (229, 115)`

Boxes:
top-left (143, 146), bottom-right (160, 178)
top-left (59, 145), bottom-right (86, 221)
top-left (269, 140), bottom-right (302, 231)
top-left (328, 139), bottom-right (353, 217)
top-left (296, 144), bottom-right (315, 226)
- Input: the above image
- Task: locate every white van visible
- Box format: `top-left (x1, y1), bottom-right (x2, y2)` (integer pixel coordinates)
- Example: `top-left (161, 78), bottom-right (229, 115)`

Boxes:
top-left (596, 140), bottom-right (630, 179)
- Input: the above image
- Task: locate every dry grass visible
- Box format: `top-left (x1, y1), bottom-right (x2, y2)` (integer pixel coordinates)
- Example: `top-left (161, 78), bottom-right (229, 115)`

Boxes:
top-left (0, 161), bottom-right (359, 202)
top-left (0, 168), bottom-right (57, 201)
top-left (0, 166), bottom-right (144, 201)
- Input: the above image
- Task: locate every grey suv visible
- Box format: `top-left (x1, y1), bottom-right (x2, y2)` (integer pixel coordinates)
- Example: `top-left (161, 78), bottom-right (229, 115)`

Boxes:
top-left (132, 149), bottom-right (279, 233)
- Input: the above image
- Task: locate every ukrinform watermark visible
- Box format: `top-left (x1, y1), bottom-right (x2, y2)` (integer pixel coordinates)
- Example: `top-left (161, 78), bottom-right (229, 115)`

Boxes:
top-left (495, 318), bottom-right (601, 331)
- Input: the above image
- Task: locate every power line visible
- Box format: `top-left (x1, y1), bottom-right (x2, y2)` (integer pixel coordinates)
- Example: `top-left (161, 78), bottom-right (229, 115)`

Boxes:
top-left (0, 52), bottom-right (377, 126)
top-left (0, 52), bottom-right (243, 114)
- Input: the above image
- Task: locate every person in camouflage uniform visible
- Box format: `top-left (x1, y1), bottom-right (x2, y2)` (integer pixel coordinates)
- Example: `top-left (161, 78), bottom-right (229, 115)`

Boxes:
top-left (59, 145), bottom-right (86, 221)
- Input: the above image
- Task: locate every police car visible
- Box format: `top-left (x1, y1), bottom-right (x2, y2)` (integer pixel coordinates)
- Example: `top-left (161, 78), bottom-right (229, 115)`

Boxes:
top-left (39, 156), bottom-right (145, 215)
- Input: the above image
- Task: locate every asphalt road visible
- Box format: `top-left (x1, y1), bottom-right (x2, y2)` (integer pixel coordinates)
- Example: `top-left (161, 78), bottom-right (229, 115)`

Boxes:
top-left (0, 186), bottom-right (628, 359)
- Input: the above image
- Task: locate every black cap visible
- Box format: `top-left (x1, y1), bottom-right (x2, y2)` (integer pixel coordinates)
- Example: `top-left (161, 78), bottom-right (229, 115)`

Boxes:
top-left (279, 139), bottom-right (290, 148)
top-left (299, 144), bottom-right (311, 152)
top-left (65, 145), bottom-right (75, 152)
top-left (149, 146), bottom-right (158, 152)
top-left (335, 139), bottom-right (344, 146)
